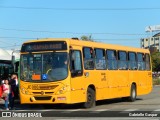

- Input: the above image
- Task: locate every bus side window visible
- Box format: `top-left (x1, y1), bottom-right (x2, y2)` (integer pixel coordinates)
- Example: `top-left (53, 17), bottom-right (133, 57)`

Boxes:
top-left (106, 50), bottom-right (118, 70)
top-left (95, 48), bottom-right (106, 70)
top-left (83, 47), bottom-right (94, 70)
top-left (145, 54), bottom-right (151, 70)
top-left (70, 50), bottom-right (83, 77)
top-left (118, 51), bottom-right (128, 70)
top-left (137, 53), bottom-right (145, 70)
top-left (128, 52), bottom-right (137, 70)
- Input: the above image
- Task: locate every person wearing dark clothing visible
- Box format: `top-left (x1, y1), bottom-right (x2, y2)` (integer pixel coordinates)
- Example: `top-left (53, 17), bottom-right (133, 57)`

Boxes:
top-left (9, 76), bottom-right (16, 110)
top-left (11, 74), bottom-right (19, 99)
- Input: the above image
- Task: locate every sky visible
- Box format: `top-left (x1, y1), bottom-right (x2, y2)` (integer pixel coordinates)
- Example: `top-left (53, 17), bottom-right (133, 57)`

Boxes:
top-left (0, 0), bottom-right (160, 50)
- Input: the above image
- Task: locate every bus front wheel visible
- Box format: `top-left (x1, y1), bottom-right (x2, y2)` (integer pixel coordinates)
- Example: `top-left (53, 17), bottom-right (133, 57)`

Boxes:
top-left (129, 84), bottom-right (137, 102)
top-left (82, 87), bottom-right (95, 108)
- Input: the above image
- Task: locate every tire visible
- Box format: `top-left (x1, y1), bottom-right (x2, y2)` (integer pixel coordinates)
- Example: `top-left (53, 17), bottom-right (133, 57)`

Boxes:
top-left (82, 87), bottom-right (95, 108)
top-left (129, 84), bottom-right (137, 102)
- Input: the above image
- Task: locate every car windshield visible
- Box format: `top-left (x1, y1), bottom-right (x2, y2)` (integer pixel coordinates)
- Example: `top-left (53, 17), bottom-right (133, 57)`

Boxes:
top-left (20, 52), bottom-right (68, 82)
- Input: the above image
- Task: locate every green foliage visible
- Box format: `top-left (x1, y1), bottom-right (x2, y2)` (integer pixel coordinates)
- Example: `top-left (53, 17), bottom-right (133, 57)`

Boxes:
top-left (81, 35), bottom-right (93, 41)
top-left (153, 78), bottom-right (160, 85)
top-left (151, 52), bottom-right (160, 72)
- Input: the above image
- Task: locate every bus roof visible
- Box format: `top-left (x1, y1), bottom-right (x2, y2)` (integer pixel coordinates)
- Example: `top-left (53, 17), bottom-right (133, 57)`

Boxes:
top-left (22, 38), bottom-right (149, 53)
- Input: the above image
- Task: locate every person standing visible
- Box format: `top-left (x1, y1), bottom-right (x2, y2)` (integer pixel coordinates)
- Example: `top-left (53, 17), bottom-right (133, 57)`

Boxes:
top-left (12, 74), bottom-right (19, 99)
top-left (2, 79), bottom-right (10, 110)
top-left (9, 74), bottom-right (16, 110)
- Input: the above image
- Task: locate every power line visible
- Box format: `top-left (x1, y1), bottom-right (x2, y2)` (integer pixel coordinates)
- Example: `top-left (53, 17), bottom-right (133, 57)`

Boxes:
top-left (0, 44), bottom-right (21, 48)
top-left (0, 36), bottom-right (36, 39)
top-left (0, 36), bottom-right (141, 48)
top-left (0, 36), bottom-right (141, 41)
top-left (0, 28), bottom-right (147, 36)
top-left (0, 40), bottom-right (14, 45)
top-left (0, 6), bottom-right (160, 11)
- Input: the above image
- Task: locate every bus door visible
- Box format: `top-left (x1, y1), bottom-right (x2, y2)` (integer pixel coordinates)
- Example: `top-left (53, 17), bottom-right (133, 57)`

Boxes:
top-left (70, 49), bottom-right (84, 103)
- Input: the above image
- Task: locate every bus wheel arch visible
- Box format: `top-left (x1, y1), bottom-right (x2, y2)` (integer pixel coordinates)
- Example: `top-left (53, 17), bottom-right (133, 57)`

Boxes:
top-left (129, 83), bottom-right (137, 102)
top-left (82, 85), bottom-right (96, 108)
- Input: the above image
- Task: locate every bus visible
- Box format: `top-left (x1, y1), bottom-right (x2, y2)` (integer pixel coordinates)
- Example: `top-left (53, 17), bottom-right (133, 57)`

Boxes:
top-left (0, 48), bottom-right (14, 81)
top-left (0, 60), bottom-right (13, 80)
top-left (0, 48), bottom-right (20, 84)
top-left (19, 38), bottom-right (152, 108)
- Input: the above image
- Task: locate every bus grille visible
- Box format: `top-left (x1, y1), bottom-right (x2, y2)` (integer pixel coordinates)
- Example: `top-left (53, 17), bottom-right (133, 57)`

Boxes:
top-left (32, 92), bottom-right (54, 95)
top-left (34, 96), bottom-right (52, 100)
top-left (32, 85), bottom-right (58, 90)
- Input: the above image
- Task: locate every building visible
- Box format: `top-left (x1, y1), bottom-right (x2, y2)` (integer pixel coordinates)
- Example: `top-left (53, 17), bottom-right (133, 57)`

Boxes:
top-left (141, 32), bottom-right (160, 52)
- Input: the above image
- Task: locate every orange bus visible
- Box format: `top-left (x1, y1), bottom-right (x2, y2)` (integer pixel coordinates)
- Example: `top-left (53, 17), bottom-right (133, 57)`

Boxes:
top-left (19, 38), bottom-right (152, 108)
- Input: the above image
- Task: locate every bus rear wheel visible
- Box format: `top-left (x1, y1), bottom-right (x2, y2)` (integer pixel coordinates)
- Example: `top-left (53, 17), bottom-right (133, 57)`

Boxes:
top-left (129, 84), bottom-right (137, 102)
top-left (82, 88), bottom-right (95, 108)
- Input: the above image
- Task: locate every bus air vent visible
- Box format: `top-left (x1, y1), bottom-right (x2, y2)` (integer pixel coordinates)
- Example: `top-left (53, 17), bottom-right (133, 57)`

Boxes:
top-left (34, 96), bottom-right (52, 100)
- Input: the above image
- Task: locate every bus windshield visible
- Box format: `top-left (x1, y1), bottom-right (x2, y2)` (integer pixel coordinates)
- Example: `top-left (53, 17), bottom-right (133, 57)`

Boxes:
top-left (20, 52), bottom-right (68, 82)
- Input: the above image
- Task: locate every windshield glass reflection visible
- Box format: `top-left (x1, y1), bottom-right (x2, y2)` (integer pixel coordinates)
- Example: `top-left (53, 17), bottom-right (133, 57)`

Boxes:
top-left (20, 52), bottom-right (68, 82)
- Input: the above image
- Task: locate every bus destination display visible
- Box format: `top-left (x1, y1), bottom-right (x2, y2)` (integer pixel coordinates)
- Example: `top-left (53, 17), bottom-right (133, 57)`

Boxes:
top-left (21, 41), bottom-right (67, 52)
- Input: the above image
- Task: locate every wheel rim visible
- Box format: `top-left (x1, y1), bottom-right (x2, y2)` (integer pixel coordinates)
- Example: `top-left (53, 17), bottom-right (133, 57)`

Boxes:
top-left (87, 93), bottom-right (92, 104)
top-left (132, 88), bottom-right (136, 99)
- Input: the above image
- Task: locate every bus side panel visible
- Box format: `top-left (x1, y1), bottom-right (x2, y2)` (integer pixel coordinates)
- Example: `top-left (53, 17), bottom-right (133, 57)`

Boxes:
top-left (137, 71), bottom-right (152, 95)
top-left (147, 71), bottom-right (152, 94)
top-left (128, 71), bottom-right (139, 96)
top-left (137, 71), bottom-right (148, 95)
top-left (92, 70), bottom-right (110, 101)
top-left (115, 70), bottom-right (129, 98)
top-left (107, 71), bottom-right (118, 99)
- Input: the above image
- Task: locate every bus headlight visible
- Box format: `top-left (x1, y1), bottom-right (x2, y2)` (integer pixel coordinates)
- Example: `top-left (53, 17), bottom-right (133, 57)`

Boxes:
top-left (56, 85), bottom-right (69, 95)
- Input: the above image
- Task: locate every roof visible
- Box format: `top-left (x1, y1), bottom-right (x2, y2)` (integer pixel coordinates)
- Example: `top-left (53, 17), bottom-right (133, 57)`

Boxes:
top-left (0, 48), bottom-right (11, 60)
top-left (153, 32), bottom-right (160, 37)
top-left (6, 50), bottom-right (20, 61)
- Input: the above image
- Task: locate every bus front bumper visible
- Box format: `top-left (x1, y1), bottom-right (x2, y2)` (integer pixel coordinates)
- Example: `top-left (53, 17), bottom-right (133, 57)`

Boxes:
top-left (20, 92), bottom-right (70, 104)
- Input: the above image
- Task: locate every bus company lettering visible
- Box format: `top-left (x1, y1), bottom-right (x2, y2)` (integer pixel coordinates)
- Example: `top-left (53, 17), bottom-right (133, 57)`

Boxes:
top-left (12, 112), bottom-right (42, 117)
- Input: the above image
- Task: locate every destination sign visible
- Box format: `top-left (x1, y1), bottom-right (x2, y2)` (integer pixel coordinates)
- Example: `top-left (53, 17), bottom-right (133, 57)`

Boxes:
top-left (21, 41), bottom-right (67, 52)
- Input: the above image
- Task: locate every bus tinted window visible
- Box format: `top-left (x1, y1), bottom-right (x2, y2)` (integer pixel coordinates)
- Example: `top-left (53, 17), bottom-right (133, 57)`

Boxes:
top-left (128, 52), bottom-right (137, 70)
top-left (70, 50), bottom-right (82, 71)
top-left (145, 54), bottom-right (151, 70)
top-left (137, 53), bottom-right (145, 70)
top-left (83, 47), bottom-right (94, 70)
top-left (118, 51), bottom-right (128, 70)
top-left (95, 49), bottom-right (106, 70)
top-left (106, 50), bottom-right (117, 70)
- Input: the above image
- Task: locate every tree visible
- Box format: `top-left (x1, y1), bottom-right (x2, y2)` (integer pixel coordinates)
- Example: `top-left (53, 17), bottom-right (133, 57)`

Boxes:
top-left (151, 52), bottom-right (160, 71)
top-left (81, 35), bottom-right (93, 41)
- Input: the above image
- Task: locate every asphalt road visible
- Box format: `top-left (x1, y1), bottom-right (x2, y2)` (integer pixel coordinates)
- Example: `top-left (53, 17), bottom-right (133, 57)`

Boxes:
top-left (0, 86), bottom-right (160, 119)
